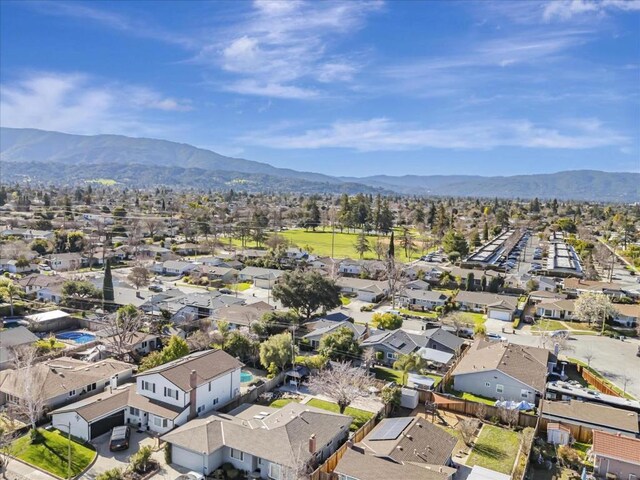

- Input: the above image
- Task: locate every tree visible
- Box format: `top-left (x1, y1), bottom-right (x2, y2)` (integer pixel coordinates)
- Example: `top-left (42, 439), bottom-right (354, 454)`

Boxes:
top-left (465, 272), bottom-right (475, 292)
top-left (371, 312), bottom-right (403, 330)
top-left (353, 231), bottom-right (371, 259)
top-left (103, 304), bottom-right (144, 356)
top-left (308, 361), bottom-right (372, 414)
top-left (224, 329), bottom-right (257, 361)
top-left (458, 418), bottom-right (479, 446)
top-left (103, 259), bottom-right (115, 305)
top-left (318, 327), bottom-right (361, 361)
top-left (393, 353), bottom-right (425, 384)
top-left (9, 346), bottom-right (45, 431)
top-left (127, 265), bottom-right (151, 290)
top-left (443, 312), bottom-right (471, 337)
top-left (259, 332), bottom-right (294, 373)
top-left (442, 230), bottom-right (469, 257)
top-left (574, 292), bottom-right (615, 329)
top-left (30, 238), bottom-right (50, 255)
top-left (473, 323), bottom-right (487, 337)
top-left (0, 280), bottom-right (21, 316)
top-left (399, 227), bottom-right (415, 258)
top-left (130, 445), bottom-right (154, 473)
top-left (380, 385), bottom-right (401, 412)
top-left (272, 271), bottom-right (341, 320)
top-left (139, 335), bottom-right (189, 371)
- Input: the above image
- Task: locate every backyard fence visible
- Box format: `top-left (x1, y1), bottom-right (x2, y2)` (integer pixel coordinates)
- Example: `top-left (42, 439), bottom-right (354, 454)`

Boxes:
top-left (537, 416), bottom-right (593, 444)
top-left (309, 403), bottom-right (390, 480)
top-left (576, 364), bottom-right (622, 398)
top-left (218, 372), bottom-right (285, 413)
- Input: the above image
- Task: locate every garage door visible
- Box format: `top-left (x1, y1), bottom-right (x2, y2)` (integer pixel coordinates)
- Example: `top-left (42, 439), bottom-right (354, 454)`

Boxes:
top-left (90, 410), bottom-right (125, 439)
top-left (172, 445), bottom-right (205, 472)
top-left (489, 309), bottom-right (511, 321)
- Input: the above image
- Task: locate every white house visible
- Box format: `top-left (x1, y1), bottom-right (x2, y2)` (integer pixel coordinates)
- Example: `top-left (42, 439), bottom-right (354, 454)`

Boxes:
top-left (50, 349), bottom-right (243, 440)
top-left (162, 402), bottom-right (351, 479)
top-left (335, 277), bottom-right (388, 303)
top-left (154, 260), bottom-right (197, 276)
top-left (46, 253), bottom-right (85, 271)
top-left (535, 299), bottom-right (577, 320)
top-left (454, 291), bottom-right (519, 321)
top-left (397, 289), bottom-right (449, 311)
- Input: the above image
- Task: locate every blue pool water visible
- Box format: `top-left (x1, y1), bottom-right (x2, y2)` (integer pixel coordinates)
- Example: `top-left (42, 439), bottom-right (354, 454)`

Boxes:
top-left (240, 371), bottom-right (254, 383)
top-left (56, 331), bottom-right (96, 344)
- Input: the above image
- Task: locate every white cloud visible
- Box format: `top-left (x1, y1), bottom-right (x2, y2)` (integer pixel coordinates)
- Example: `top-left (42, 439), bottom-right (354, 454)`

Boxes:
top-left (239, 117), bottom-right (629, 151)
top-left (198, 0), bottom-right (382, 98)
top-left (543, 0), bottom-right (640, 21)
top-left (0, 72), bottom-right (191, 134)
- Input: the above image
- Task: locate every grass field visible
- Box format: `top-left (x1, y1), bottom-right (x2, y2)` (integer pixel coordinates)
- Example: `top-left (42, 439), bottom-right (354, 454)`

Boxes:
top-left (447, 388), bottom-right (496, 406)
top-left (269, 398), bottom-right (300, 408)
top-left (459, 312), bottom-right (487, 326)
top-left (305, 398), bottom-right (374, 431)
top-left (532, 319), bottom-right (567, 331)
top-left (225, 282), bottom-right (252, 292)
top-left (230, 229), bottom-right (429, 262)
top-left (466, 425), bottom-right (521, 474)
top-left (11, 428), bottom-right (96, 478)
top-left (340, 296), bottom-right (352, 306)
top-left (374, 366), bottom-right (442, 387)
top-left (400, 309), bottom-right (438, 318)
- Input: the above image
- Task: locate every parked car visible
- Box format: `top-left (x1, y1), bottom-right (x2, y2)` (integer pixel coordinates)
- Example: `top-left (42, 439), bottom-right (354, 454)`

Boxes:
top-left (149, 284), bottom-right (163, 292)
top-left (551, 330), bottom-right (570, 339)
top-left (523, 315), bottom-right (535, 324)
top-left (486, 333), bottom-right (506, 342)
top-left (109, 426), bottom-right (130, 451)
top-left (219, 288), bottom-right (233, 294)
top-left (176, 473), bottom-right (205, 480)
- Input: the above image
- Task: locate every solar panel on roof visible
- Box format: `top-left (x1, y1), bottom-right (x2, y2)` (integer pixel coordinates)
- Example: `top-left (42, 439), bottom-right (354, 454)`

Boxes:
top-left (368, 417), bottom-right (412, 441)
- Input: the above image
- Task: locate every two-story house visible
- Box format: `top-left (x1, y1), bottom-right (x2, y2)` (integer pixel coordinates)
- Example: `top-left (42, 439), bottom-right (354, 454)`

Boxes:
top-left (50, 349), bottom-right (243, 440)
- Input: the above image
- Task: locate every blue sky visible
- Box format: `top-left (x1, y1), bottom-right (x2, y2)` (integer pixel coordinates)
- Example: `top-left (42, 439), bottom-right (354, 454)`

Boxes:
top-left (1, 0), bottom-right (639, 176)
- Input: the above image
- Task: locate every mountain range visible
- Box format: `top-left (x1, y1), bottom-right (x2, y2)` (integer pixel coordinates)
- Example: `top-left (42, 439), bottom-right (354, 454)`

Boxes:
top-left (1, 127), bottom-right (638, 201)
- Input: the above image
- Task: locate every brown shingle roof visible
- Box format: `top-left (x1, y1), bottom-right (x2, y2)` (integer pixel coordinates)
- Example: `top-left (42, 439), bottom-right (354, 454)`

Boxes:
top-left (592, 430), bottom-right (640, 465)
top-left (335, 448), bottom-right (451, 480)
top-left (452, 340), bottom-right (550, 392)
top-left (136, 349), bottom-right (243, 391)
top-left (541, 400), bottom-right (639, 435)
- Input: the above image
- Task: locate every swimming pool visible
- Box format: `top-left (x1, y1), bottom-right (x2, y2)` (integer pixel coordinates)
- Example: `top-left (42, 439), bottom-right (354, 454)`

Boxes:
top-left (240, 371), bottom-right (254, 383)
top-left (56, 331), bottom-right (96, 344)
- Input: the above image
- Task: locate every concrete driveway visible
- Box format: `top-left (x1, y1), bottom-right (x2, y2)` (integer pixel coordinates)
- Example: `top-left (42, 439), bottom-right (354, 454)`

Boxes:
top-left (84, 430), bottom-right (160, 479)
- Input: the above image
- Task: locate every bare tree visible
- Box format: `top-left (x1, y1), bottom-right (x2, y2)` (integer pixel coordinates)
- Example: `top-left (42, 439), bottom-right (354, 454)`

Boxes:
top-left (620, 371), bottom-right (633, 396)
top-left (0, 416), bottom-right (19, 471)
top-left (307, 361), bottom-right (372, 414)
top-left (475, 402), bottom-right (488, 421)
top-left (144, 218), bottom-right (164, 239)
top-left (186, 330), bottom-right (211, 352)
top-left (127, 264), bottom-right (151, 290)
top-left (10, 346), bottom-right (46, 430)
top-left (498, 406), bottom-right (519, 428)
top-left (103, 304), bottom-right (144, 356)
top-left (362, 347), bottom-right (376, 369)
top-left (457, 418), bottom-right (479, 446)
top-left (583, 348), bottom-right (595, 368)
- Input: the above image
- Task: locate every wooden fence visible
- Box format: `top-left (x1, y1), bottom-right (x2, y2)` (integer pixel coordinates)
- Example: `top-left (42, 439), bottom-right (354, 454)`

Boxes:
top-left (577, 364), bottom-right (622, 398)
top-left (537, 416), bottom-right (593, 443)
top-left (309, 404), bottom-right (389, 480)
top-left (218, 372), bottom-right (285, 413)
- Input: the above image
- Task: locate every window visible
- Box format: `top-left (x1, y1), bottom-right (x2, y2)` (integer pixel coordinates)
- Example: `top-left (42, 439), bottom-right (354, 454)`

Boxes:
top-left (496, 384), bottom-right (504, 394)
top-left (153, 417), bottom-right (168, 428)
top-left (338, 476), bottom-right (358, 480)
top-left (213, 398), bottom-right (219, 406)
top-left (86, 383), bottom-right (97, 392)
top-left (485, 382), bottom-right (491, 388)
top-left (197, 405), bottom-right (205, 414)
top-left (268, 463), bottom-right (281, 480)
top-left (521, 390), bottom-right (529, 398)
top-left (6, 394), bottom-right (19, 403)
top-left (208, 382), bottom-right (212, 392)
top-left (386, 352), bottom-right (398, 360)
top-left (230, 448), bottom-right (244, 461)
top-left (164, 387), bottom-right (178, 400)
top-left (257, 458), bottom-right (263, 466)
top-left (68, 390), bottom-right (76, 396)
top-left (141, 341), bottom-right (147, 348)
top-left (142, 381), bottom-right (155, 393)
top-left (130, 407), bottom-right (140, 416)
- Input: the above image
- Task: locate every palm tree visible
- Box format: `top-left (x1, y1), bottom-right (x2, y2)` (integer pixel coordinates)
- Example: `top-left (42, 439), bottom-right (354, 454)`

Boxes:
top-left (393, 353), bottom-right (425, 385)
top-left (0, 281), bottom-right (20, 316)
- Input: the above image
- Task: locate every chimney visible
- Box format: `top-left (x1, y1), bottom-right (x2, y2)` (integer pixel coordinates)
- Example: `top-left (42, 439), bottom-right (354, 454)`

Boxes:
top-left (188, 370), bottom-right (198, 420)
top-left (308, 434), bottom-right (317, 454)
top-left (363, 323), bottom-right (370, 340)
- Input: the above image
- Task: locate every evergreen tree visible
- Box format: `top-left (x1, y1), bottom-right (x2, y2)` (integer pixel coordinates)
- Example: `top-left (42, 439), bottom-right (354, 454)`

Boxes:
top-left (354, 231), bottom-right (371, 259)
top-left (103, 259), bottom-right (115, 305)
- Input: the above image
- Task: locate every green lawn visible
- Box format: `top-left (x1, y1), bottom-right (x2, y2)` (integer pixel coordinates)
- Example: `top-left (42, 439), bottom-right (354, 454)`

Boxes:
top-left (10, 428), bottom-right (96, 478)
top-left (229, 229), bottom-right (420, 262)
top-left (225, 282), bottom-right (252, 292)
top-left (269, 398), bottom-right (300, 408)
top-left (532, 319), bottom-right (567, 332)
top-left (447, 388), bottom-right (496, 406)
top-left (459, 312), bottom-right (486, 326)
top-left (340, 296), bottom-right (352, 306)
top-left (373, 366), bottom-right (405, 385)
top-left (467, 425), bottom-right (521, 474)
top-left (306, 399), bottom-right (374, 431)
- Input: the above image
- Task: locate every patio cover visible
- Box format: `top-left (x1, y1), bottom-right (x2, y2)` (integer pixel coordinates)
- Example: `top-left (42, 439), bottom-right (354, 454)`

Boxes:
top-left (407, 373), bottom-right (435, 389)
top-left (416, 347), bottom-right (454, 364)
top-left (431, 392), bottom-right (465, 405)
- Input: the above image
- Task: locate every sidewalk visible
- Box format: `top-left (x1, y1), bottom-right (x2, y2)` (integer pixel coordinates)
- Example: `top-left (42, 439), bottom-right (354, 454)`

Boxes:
top-left (3, 458), bottom-right (57, 480)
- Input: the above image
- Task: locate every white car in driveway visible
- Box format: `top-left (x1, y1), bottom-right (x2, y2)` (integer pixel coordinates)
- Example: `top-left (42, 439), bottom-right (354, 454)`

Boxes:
top-left (175, 473), bottom-right (205, 480)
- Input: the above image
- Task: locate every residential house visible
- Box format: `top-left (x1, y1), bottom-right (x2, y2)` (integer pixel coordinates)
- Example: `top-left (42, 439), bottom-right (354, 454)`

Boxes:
top-left (160, 292), bottom-right (245, 324)
top-left (36, 282), bottom-right (65, 304)
top-left (153, 260), bottom-right (197, 276)
top-left (50, 349), bottom-right (243, 440)
top-left (360, 328), bottom-right (463, 366)
top-left (540, 400), bottom-right (639, 439)
top-left (97, 331), bottom-right (163, 358)
top-left (334, 416), bottom-right (457, 480)
top-left (335, 277), bottom-right (388, 303)
top-left (536, 299), bottom-right (577, 320)
top-left (0, 326), bottom-right (39, 370)
top-left (563, 279), bottom-right (627, 300)
top-left (451, 340), bottom-right (555, 403)
top-left (0, 228), bottom-right (53, 241)
top-left (192, 265), bottom-right (239, 284)
top-left (613, 303), bottom-right (639, 328)
top-left (397, 289), bottom-right (449, 311)
top-left (0, 258), bottom-right (37, 274)
top-left (528, 290), bottom-right (568, 305)
top-left (237, 267), bottom-right (285, 289)
top-left (338, 259), bottom-right (386, 279)
top-left (454, 291), bottom-right (519, 321)
top-left (0, 357), bottom-right (133, 413)
top-left (211, 302), bottom-right (274, 330)
top-left (162, 401), bottom-right (351, 478)
top-left (545, 381), bottom-right (640, 414)
top-left (137, 245), bottom-right (175, 261)
top-left (46, 252), bottom-right (85, 271)
top-left (404, 279), bottom-right (432, 291)
top-left (591, 430), bottom-right (640, 479)
top-left (17, 274), bottom-right (65, 298)
top-left (302, 321), bottom-right (367, 349)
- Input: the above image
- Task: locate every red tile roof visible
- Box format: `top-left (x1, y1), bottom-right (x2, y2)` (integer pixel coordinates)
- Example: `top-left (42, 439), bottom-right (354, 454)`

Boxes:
top-left (592, 430), bottom-right (640, 465)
